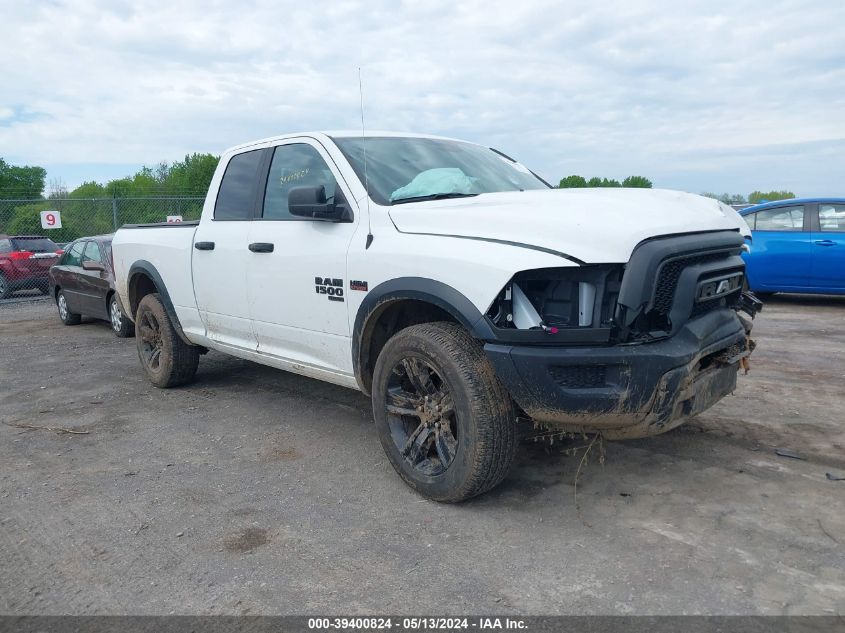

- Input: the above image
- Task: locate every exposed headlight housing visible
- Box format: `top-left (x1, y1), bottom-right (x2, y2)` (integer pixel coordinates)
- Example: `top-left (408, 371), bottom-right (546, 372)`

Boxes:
top-left (485, 265), bottom-right (624, 342)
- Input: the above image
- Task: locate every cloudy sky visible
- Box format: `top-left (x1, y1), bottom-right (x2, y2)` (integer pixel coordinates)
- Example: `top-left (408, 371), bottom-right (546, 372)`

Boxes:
top-left (1, 0), bottom-right (843, 196)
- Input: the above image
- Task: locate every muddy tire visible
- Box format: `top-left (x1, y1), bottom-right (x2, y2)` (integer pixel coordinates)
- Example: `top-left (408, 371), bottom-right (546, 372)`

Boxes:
top-left (135, 293), bottom-right (199, 388)
top-left (57, 290), bottom-right (81, 325)
top-left (109, 295), bottom-right (135, 338)
top-left (372, 321), bottom-right (518, 502)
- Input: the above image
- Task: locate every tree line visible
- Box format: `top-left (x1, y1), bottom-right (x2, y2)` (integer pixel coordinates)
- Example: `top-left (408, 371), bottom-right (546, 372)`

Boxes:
top-left (559, 174), bottom-right (796, 205)
top-left (0, 154), bottom-right (220, 239)
top-left (700, 191), bottom-right (796, 205)
top-left (559, 175), bottom-right (653, 188)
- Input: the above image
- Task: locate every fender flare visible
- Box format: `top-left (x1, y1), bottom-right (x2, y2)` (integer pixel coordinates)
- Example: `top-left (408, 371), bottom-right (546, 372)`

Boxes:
top-left (127, 260), bottom-right (192, 346)
top-left (352, 277), bottom-right (495, 392)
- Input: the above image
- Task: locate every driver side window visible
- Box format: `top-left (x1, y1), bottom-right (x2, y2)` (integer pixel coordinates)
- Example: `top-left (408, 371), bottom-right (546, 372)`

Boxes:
top-left (262, 143), bottom-right (338, 220)
top-left (83, 241), bottom-right (103, 263)
top-left (63, 241), bottom-right (84, 266)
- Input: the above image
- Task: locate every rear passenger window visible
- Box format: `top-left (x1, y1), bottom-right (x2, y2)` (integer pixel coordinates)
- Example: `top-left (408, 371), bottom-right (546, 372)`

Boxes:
top-left (214, 149), bottom-right (266, 220)
top-left (262, 144), bottom-right (339, 220)
top-left (753, 206), bottom-right (804, 231)
top-left (0, 239), bottom-right (10, 254)
top-left (819, 204), bottom-right (845, 232)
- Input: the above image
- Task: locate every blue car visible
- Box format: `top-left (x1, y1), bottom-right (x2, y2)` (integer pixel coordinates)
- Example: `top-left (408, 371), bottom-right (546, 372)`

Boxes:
top-left (740, 198), bottom-right (845, 295)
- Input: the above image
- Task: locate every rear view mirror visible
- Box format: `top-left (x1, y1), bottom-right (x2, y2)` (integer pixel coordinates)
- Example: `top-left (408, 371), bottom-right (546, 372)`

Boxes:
top-left (82, 260), bottom-right (105, 272)
top-left (288, 186), bottom-right (351, 222)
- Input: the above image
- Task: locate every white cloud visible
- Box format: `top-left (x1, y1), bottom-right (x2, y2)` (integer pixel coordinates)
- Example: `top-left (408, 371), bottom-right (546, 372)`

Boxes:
top-left (1, 0), bottom-right (843, 194)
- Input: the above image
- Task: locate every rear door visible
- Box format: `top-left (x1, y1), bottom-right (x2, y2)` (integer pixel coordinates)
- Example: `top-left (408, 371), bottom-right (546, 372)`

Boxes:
top-left (810, 202), bottom-right (845, 290)
top-left (78, 240), bottom-right (111, 318)
top-left (745, 204), bottom-right (812, 290)
top-left (245, 139), bottom-right (360, 375)
top-left (191, 147), bottom-right (269, 351)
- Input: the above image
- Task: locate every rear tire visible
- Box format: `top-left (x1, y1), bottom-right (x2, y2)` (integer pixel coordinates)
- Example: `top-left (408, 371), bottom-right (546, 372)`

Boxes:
top-left (372, 322), bottom-right (519, 502)
top-left (57, 290), bottom-right (81, 325)
top-left (135, 293), bottom-right (199, 388)
top-left (109, 295), bottom-right (135, 338)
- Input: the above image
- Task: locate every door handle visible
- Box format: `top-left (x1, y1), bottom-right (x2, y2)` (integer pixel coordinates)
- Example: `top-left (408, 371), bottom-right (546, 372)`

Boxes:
top-left (194, 241), bottom-right (215, 250)
top-left (814, 240), bottom-right (836, 246)
top-left (249, 242), bottom-right (274, 253)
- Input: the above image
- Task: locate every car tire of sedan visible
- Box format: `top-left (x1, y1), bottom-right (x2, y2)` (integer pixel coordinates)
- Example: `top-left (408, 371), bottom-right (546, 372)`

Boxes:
top-left (135, 293), bottom-right (199, 388)
top-left (371, 321), bottom-right (519, 503)
top-left (0, 273), bottom-right (11, 300)
top-left (57, 290), bottom-right (81, 325)
top-left (109, 295), bottom-right (135, 338)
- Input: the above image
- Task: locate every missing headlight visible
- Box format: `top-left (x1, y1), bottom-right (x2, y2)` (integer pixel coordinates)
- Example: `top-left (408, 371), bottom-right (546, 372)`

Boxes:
top-left (487, 265), bottom-right (624, 331)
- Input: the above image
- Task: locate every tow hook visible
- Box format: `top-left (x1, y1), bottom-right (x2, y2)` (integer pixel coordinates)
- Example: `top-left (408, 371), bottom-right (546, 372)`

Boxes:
top-left (739, 291), bottom-right (764, 319)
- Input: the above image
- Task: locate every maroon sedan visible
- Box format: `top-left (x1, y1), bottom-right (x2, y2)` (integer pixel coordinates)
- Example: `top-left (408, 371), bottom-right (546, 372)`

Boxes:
top-left (49, 235), bottom-right (134, 337)
top-left (0, 235), bottom-right (63, 299)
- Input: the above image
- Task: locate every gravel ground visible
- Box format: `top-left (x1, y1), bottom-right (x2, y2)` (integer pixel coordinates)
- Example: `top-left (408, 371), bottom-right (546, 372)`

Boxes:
top-left (1, 296), bottom-right (844, 615)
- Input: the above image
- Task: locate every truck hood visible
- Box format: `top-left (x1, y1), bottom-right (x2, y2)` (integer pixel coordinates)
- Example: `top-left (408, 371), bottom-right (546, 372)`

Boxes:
top-left (387, 188), bottom-right (750, 264)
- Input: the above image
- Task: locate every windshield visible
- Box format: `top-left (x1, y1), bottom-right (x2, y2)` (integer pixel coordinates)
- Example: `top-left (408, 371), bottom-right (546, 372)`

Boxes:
top-left (332, 136), bottom-right (549, 205)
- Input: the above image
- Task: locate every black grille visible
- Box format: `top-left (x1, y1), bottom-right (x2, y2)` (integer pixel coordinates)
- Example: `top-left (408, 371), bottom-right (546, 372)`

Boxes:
top-left (652, 252), bottom-right (728, 315)
top-left (692, 297), bottom-right (723, 317)
top-left (550, 365), bottom-right (607, 389)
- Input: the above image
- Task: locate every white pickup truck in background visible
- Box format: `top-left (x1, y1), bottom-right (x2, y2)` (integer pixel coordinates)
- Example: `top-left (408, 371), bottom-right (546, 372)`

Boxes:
top-left (112, 131), bottom-right (760, 502)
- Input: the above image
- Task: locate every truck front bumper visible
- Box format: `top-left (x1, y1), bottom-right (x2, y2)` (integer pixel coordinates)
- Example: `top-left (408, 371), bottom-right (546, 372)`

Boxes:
top-left (484, 309), bottom-right (750, 439)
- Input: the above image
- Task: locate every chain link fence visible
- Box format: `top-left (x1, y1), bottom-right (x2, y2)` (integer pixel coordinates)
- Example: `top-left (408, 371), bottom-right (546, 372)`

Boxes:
top-left (0, 196), bottom-right (204, 301)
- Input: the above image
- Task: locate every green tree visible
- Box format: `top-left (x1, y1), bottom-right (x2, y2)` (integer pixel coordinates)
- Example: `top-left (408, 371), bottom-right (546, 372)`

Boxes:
top-left (0, 158), bottom-right (47, 199)
top-left (748, 190), bottom-right (795, 204)
top-left (558, 175), bottom-right (588, 188)
top-left (622, 176), bottom-right (652, 188)
top-left (167, 153), bottom-right (219, 195)
top-left (586, 177), bottom-right (603, 187)
top-left (70, 181), bottom-right (107, 199)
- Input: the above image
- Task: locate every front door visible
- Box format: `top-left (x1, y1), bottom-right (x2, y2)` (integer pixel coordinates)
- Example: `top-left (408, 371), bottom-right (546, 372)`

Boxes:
top-left (192, 147), bottom-right (269, 351)
top-left (746, 204), bottom-right (812, 290)
top-left (810, 202), bottom-right (845, 290)
top-left (56, 241), bottom-right (86, 314)
top-left (79, 240), bottom-right (111, 318)
top-left (245, 139), bottom-right (361, 376)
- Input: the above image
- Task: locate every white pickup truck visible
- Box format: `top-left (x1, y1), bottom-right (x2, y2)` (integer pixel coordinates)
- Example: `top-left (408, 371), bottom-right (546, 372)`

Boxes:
top-left (112, 131), bottom-right (760, 502)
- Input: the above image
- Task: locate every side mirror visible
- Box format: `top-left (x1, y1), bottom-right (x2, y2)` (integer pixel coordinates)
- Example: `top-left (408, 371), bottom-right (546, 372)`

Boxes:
top-left (82, 260), bottom-right (105, 272)
top-left (288, 185), bottom-right (351, 222)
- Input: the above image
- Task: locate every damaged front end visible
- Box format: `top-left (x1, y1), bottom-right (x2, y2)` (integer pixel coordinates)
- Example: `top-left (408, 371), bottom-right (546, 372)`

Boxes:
top-left (482, 230), bottom-right (763, 439)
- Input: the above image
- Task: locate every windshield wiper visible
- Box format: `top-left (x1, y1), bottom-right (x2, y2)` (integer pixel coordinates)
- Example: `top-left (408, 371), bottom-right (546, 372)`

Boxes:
top-left (391, 193), bottom-right (479, 205)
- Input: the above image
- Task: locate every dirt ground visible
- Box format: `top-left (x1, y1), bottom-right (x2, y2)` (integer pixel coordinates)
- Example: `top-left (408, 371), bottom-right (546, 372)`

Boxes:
top-left (1, 296), bottom-right (843, 615)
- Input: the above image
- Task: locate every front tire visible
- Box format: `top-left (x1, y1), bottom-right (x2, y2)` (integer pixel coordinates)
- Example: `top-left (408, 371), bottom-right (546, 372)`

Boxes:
top-left (372, 322), bottom-right (519, 502)
top-left (57, 290), bottom-right (81, 325)
top-left (135, 293), bottom-right (199, 388)
top-left (109, 295), bottom-right (135, 338)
